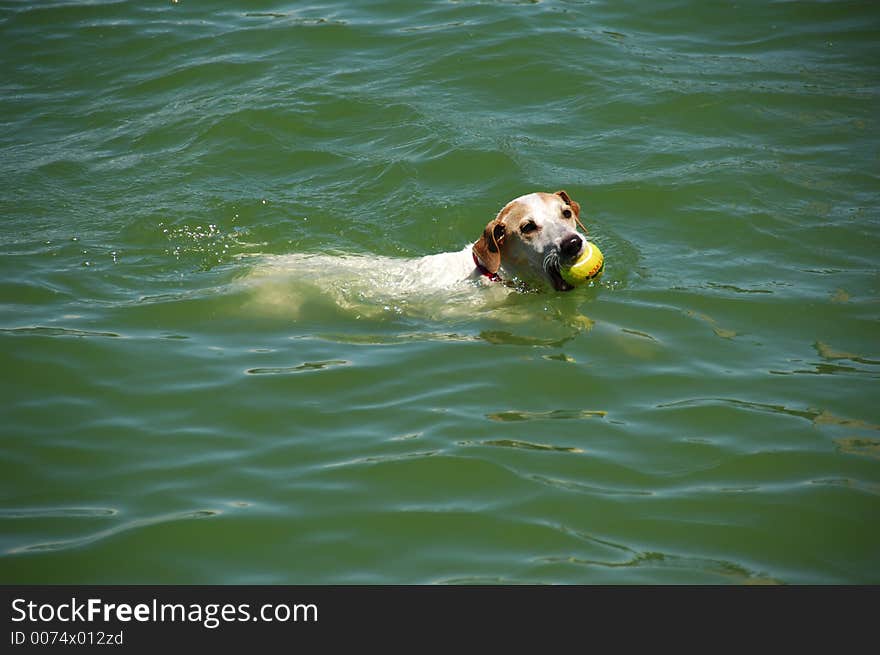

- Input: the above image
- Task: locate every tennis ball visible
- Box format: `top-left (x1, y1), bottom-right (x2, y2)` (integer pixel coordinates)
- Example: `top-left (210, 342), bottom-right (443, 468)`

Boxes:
top-left (561, 241), bottom-right (604, 285)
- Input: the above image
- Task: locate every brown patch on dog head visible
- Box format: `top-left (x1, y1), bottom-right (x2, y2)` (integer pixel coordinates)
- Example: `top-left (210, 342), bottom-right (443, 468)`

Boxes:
top-left (555, 189), bottom-right (586, 233)
top-left (473, 218), bottom-right (506, 274)
top-left (555, 190), bottom-right (581, 218)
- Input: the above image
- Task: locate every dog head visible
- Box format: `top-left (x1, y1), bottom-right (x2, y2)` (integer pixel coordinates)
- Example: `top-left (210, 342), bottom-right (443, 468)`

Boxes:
top-left (473, 190), bottom-right (588, 291)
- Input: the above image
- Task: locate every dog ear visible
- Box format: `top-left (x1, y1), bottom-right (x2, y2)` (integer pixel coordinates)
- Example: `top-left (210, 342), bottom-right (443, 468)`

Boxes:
top-left (473, 219), bottom-right (506, 274)
top-left (555, 189), bottom-right (581, 218)
top-left (555, 189), bottom-right (586, 233)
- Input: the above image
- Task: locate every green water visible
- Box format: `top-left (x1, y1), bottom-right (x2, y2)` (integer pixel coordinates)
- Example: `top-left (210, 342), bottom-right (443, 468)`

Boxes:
top-left (2, 0), bottom-right (879, 584)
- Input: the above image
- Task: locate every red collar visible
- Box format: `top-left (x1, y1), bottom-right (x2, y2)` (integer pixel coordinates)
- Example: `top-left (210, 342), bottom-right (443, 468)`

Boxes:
top-left (472, 251), bottom-right (500, 282)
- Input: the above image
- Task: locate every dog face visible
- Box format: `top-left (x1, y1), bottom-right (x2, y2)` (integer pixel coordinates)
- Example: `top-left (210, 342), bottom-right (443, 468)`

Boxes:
top-left (473, 190), bottom-right (588, 291)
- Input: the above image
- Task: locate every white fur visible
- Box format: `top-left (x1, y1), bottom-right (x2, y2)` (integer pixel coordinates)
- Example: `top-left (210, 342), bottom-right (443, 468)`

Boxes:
top-left (238, 248), bottom-right (506, 321)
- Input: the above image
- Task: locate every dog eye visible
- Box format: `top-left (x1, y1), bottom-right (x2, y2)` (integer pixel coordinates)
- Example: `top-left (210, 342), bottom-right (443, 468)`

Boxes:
top-left (562, 209), bottom-right (572, 219)
top-left (520, 221), bottom-right (538, 234)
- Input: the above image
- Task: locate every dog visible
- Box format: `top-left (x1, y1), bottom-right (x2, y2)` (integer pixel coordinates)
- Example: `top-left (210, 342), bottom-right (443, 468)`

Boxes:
top-left (241, 190), bottom-right (591, 319)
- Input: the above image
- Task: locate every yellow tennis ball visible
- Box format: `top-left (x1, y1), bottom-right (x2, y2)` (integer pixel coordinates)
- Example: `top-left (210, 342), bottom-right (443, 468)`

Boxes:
top-left (561, 241), bottom-right (604, 285)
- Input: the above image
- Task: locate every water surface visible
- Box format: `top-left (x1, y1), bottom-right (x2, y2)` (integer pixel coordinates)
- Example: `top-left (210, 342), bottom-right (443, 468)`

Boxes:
top-left (1, 0), bottom-right (879, 584)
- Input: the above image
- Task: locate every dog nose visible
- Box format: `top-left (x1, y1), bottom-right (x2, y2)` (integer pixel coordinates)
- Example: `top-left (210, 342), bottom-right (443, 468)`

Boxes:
top-left (561, 234), bottom-right (582, 259)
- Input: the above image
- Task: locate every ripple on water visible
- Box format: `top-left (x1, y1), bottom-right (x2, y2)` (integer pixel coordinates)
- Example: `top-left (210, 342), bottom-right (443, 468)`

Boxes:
top-left (833, 437), bottom-right (880, 461)
top-left (0, 326), bottom-right (121, 338)
top-left (245, 359), bottom-right (349, 375)
top-left (486, 409), bottom-right (608, 422)
top-left (6, 509), bottom-right (223, 555)
top-left (0, 507), bottom-right (118, 519)
top-left (471, 439), bottom-right (584, 454)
